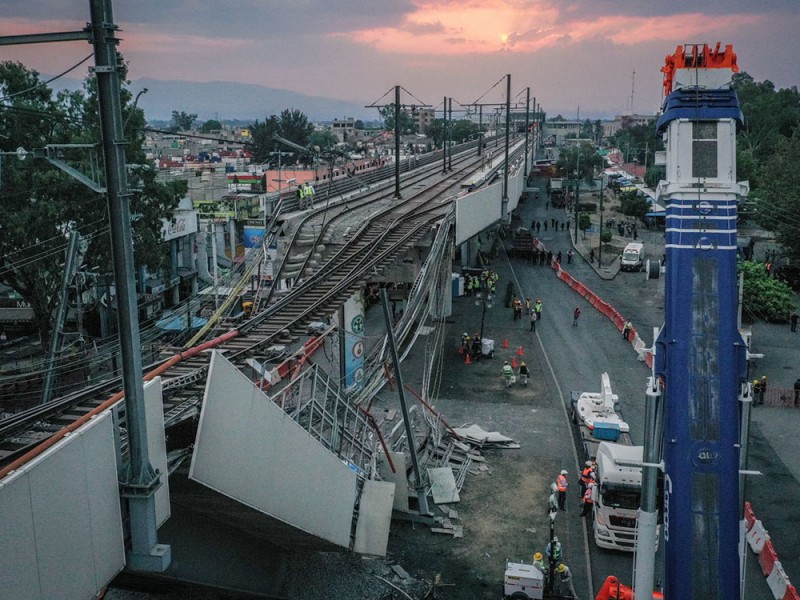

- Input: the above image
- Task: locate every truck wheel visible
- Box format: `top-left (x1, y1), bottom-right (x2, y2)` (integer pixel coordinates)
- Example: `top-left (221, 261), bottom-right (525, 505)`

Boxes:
top-left (510, 593), bottom-right (530, 599)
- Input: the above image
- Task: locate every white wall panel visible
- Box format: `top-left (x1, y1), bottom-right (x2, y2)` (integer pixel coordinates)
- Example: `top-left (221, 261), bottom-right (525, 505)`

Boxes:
top-left (144, 377), bottom-right (171, 527)
top-left (190, 351), bottom-right (358, 549)
top-left (0, 411), bottom-right (124, 600)
top-left (0, 471), bottom-right (41, 597)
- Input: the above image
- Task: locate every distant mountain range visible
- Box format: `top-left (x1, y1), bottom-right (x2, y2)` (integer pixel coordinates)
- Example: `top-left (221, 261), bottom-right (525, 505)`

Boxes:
top-left (50, 77), bottom-right (374, 123)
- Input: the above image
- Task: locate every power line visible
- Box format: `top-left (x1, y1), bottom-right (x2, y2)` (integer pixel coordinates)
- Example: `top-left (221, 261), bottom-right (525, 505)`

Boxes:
top-left (0, 53), bottom-right (94, 104)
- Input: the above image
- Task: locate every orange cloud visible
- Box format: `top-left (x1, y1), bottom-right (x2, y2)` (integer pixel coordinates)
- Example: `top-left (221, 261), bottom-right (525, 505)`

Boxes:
top-left (337, 2), bottom-right (764, 56)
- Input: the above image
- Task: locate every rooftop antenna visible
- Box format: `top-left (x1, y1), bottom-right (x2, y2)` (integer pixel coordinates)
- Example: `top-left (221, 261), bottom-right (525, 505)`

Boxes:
top-left (630, 69), bottom-right (636, 114)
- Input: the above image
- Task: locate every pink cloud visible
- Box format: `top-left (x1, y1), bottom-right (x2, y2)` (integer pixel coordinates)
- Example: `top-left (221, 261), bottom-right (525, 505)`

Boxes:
top-left (338, 2), bottom-right (765, 56)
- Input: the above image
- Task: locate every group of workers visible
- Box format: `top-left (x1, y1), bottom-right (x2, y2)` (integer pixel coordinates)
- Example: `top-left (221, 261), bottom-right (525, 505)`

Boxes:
top-left (532, 538), bottom-right (579, 598)
top-left (752, 375), bottom-right (768, 405)
top-left (501, 360), bottom-right (529, 387)
top-left (463, 269), bottom-right (500, 296)
top-left (297, 181), bottom-right (316, 209)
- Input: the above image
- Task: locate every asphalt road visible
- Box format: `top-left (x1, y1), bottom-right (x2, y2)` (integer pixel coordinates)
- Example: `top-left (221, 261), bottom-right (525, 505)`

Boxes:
top-left (513, 179), bottom-right (777, 599)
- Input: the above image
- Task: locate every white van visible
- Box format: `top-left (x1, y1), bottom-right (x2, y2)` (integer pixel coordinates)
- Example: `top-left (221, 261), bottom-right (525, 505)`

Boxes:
top-left (620, 242), bottom-right (645, 272)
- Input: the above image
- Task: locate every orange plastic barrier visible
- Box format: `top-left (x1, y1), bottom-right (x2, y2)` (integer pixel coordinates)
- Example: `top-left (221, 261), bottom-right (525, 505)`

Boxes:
top-left (744, 502), bottom-right (756, 531)
top-left (759, 540), bottom-right (779, 576)
top-left (783, 584), bottom-right (800, 600)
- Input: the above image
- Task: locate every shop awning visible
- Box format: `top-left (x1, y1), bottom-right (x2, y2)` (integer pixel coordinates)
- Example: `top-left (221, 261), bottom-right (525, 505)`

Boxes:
top-left (156, 315), bottom-right (209, 331)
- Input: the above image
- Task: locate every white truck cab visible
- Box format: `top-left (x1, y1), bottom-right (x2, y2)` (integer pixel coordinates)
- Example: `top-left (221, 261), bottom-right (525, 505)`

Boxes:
top-left (593, 442), bottom-right (659, 551)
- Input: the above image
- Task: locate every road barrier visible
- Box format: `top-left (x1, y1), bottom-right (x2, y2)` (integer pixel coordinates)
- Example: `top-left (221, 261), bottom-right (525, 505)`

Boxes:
top-left (743, 501), bottom-right (798, 599)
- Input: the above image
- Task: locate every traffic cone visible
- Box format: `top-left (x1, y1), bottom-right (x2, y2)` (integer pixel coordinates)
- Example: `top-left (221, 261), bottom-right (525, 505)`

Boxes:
top-left (517, 346), bottom-right (524, 356)
top-left (503, 338), bottom-right (509, 349)
top-left (465, 353), bottom-right (471, 365)
top-left (511, 357), bottom-right (517, 368)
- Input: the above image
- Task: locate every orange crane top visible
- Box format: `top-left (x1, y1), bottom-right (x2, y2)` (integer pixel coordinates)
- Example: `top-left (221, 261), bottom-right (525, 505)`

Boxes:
top-left (661, 42), bottom-right (739, 97)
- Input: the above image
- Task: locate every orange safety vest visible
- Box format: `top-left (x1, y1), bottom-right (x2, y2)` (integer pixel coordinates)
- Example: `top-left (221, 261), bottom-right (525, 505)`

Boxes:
top-left (557, 474), bottom-right (568, 492)
top-left (581, 467), bottom-right (593, 485)
top-left (583, 486), bottom-right (594, 504)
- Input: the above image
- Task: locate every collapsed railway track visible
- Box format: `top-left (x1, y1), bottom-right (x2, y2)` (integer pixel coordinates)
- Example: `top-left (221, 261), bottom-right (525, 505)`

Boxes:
top-left (0, 140), bottom-right (525, 471)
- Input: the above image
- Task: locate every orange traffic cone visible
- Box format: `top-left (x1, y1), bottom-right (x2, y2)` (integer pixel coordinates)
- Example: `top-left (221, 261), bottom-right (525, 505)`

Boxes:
top-left (465, 353), bottom-right (471, 365)
top-left (517, 346), bottom-right (524, 356)
top-left (511, 357), bottom-right (517, 368)
top-left (503, 338), bottom-right (509, 349)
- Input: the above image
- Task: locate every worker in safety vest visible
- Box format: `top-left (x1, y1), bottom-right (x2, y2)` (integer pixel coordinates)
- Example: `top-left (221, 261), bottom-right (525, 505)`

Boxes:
top-left (297, 184), bottom-right (306, 209)
top-left (579, 460), bottom-right (593, 499)
top-left (502, 361), bottom-right (514, 387)
top-left (556, 563), bottom-right (578, 599)
top-left (556, 470), bottom-right (568, 511)
top-left (581, 480), bottom-right (597, 521)
top-left (533, 551), bottom-right (547, 589)
top-left (304, 181), bottom-right (315, 207)
top-left (753, 379), bottom-right (762, 405)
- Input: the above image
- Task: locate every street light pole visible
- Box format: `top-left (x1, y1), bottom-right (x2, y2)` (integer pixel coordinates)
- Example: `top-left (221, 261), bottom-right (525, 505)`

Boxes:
top-left (476, 291), bottom-right (493, 343)
top-left (598, 176), bottom-right (604, 266)
top-left (501, 73), bottom-right (511, 221)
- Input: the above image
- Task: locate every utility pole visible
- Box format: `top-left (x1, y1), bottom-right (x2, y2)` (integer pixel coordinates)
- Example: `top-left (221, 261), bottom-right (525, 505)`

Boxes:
top-left (477, 105), bottom-right (483, 157)
top-left (394, 85), bottom-right (402, 198)
top-left (88, 0), bottom-right (170, 571)
top-left (501, 74), bottom-right (511, 221)
top-left (448, 97), bottom-right (453, 172)
top-left (365, 86), bottom-right (429, 198)
top-left (0, 0), bottom-right (169, 572)
top-left (573, 151), bottom-right (581, 242)
top-left (380, 289), bottom-right (430, 517)
top-left (523, 87), bottom-right (530, 179)
top-left (442, 96), bottom-right (448, 174)
top-left (41, 230), bottom-right (81, 404)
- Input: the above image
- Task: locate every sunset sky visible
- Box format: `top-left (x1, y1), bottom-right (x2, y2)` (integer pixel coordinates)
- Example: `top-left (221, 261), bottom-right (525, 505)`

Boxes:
top-left (2, 0), bottom-right (798, 119)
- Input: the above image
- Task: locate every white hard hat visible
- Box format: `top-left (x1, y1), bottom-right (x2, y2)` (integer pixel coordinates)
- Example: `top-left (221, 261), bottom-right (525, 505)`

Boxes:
top-left (560, 469), bottom-right (567, 475)
top-left (585, 460), bottom-right (592, 467)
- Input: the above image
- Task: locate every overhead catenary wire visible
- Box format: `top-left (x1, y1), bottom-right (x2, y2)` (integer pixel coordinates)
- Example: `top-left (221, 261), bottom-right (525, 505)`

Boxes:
top-left (0, 54), bottom-right (94, 104)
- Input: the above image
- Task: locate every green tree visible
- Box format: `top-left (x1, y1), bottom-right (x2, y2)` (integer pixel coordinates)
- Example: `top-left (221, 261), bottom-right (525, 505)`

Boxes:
top-left (200, 119), bottom-right (222, 133)
top-left (600, 229), bottom-right (614, 244)
top-left (425, 119), bottom-right (446, 148)
top-left (754, 132), bottom-right (800, 260)
top-left (248, 116), bottom-right (280, 163)
top-left (609, 121), bottom-right (662, 167)
top-left (169, 110), bottom-right (197, 132)
top-left (579, 213), bottom-right (592, 234)
top-left (277, 108), bottom-right (314, 147)
top-left (0, 61), bottom-right (184, 344)
top-left (378, 104), bottom-right (418, 135)
top-left (733, 73), bottom-right (800, 163)
top-left (450, 119), bottom-right (480, 143)
top-left (354, 120), bottom-right (365, 130)
top-left (556, 142), bottom-right (603, 182)
top-left (739, 260), bottom-right (795, 323)
top-left (309, 130), bottom-right (339, 153)
top-left (619, 189), bottom-right (651, 220)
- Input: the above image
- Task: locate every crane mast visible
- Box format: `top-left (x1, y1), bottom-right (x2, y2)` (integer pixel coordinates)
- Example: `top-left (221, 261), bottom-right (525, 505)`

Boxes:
top-left (651, 42), bottom-right (749, 599)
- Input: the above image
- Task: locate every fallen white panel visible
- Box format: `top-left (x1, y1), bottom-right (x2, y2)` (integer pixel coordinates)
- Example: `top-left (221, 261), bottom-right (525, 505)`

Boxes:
top-left (453, 424), bottom-right (516, 444)
top-left (428, 467), bottom-right (460, 504)
top-left (0, 468), bottom-right (40, 597)
top-left (378, 451), bottom-right (408, 512)
top-left (144, 377), bottom-right (171, 527)
top-left (353, 480), bottom-right (395, 556)
top-left (0, 411), bottom-right (125, 599)
top-left (190, 351), bottom-right (358, 549)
